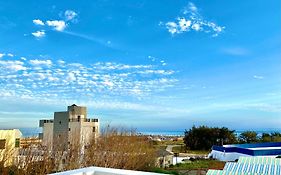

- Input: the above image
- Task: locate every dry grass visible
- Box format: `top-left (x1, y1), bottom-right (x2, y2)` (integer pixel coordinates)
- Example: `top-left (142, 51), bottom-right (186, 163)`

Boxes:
top-left (1, 126), bottom-right (157, 175)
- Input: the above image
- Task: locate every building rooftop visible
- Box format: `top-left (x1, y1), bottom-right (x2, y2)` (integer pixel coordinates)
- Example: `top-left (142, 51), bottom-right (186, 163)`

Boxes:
top-left (207, 156), bottom-right (281, 175)
top-left (50, 166), bottom-right (163, 175)
top-left (212, 142), bottom-right (281, 156)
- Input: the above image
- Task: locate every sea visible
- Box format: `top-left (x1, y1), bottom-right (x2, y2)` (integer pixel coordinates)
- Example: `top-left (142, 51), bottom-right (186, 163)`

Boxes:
top-left (19, 128), bottom-right (281, 138)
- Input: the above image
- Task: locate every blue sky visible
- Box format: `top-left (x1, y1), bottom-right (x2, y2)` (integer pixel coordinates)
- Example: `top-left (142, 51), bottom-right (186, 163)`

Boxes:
top-left (0, 0), bottom-right (280, 131)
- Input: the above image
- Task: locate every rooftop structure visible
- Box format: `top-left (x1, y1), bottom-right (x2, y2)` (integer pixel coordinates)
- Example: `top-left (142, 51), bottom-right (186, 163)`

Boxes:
top-left (207, 156), bottom-right (281, 175)
top-left (209, 142), bottom-right (281, 162)
top-left (0, 129), bottom-right (22, 167)
top-left (39, 104), bottom-right (99, 151)
top-left (50, 166), bottom-right (164, 175)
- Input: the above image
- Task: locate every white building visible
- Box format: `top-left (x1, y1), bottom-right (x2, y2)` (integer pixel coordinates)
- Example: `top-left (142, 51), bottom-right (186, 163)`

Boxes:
top-left (39, 104), bottom-right (99, 151)
top-left (0, 129), bottom-right (22, 167)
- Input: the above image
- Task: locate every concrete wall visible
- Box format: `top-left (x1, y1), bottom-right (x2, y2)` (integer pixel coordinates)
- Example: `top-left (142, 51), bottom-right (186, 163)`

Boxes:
top-left (42, 123), bottom-right (53, 150)
top-left (53, 112), bottom-right (69, 151)
top-left (68, 121), bottom-right (81, 147)
top-left (68, 105), bottom-right (87, 119)
top-left (81, 121), bottom-right (99, 146)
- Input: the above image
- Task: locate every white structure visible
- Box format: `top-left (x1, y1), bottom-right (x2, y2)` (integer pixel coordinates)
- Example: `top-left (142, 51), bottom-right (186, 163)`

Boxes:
top-left (209, 142), bottom-right (281, 162)
top-left (0, 129), bottom-right (22, 166)
top-left (39, 104), bottom-right (99, 151)
top-left (50, 166), bottom-right (163, 175)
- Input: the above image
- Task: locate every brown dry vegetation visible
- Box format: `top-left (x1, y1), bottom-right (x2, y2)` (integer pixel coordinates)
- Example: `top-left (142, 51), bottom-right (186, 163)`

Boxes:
top-left (0, 127), bottom-right (157, 175)
top-left (84, 127), bottom-right (156, 171)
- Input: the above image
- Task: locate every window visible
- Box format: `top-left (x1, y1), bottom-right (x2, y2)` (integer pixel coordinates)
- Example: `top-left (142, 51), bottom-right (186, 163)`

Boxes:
top-left (93, 127), bottom-right (96, 132)
top-left (59, 121), bottom-right (62, 124)
top-left (15, 138), bottom-right (20, 148)
top-left (69, 128), bottom-right (71, 131)
top-left (0, 139), bottom-right (6, 149)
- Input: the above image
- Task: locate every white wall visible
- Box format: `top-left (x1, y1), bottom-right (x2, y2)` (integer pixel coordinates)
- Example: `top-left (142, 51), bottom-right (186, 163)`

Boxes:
top-left (209, 150), bottom-right (252, 161)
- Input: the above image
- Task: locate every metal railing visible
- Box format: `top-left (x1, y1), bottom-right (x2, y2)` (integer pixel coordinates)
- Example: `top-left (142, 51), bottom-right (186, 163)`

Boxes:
top-left (39, 119), bottom-right (54, 127)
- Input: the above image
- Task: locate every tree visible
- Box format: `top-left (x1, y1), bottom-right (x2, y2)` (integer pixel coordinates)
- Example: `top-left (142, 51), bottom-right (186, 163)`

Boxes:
top-left (183, 126), bottom-right (236, 150)
top-left (218, 127), bottom-right (237, 145)
top-left (239, 131), bottom-right (258, 143)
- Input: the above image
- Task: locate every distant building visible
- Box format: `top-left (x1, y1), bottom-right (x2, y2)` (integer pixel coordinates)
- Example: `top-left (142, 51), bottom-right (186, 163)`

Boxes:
top-left (39, 104), bottom-right (99, 151)
top-left (209, 142), bottom-right (281, 162)
top-left (0, 129), bottom-right (22, 167)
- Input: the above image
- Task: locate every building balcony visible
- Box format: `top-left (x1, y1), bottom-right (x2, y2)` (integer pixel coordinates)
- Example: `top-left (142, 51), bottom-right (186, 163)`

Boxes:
top-left (68, 118), bottom-right (98, 123)
top-left (39, 119), bottom-right (54, 127)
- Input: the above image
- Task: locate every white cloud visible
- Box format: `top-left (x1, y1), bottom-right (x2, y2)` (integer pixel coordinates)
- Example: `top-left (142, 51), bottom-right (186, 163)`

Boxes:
top-left (186, 2), bottom-right (198, 13)
top-left (191, 23), bottom-right (201, 31)
top-left (7, 53), bottom-right (14, 57)
top-left (29, 59), bottom-right (52, 67)
top-left (46, 20), bottom-right (66, 31)
top-left (0, 53), bottom-right (5, 58)
top-left (57, 60), bottom-right (65, 65)
top-left (0, 60), bottom-right (27, 71)
top-left (178, 18), bottom-right (191, 32)
top-left (253, 75), bottom-right (264, 80)
top-left (34, 73), bottom-right (46, 80)
top-left (103, 80), bottom-right (114, 87)
top-left (165, 22), bottom-right (178, 34)
top-left (32, 30), bottom-right (45, 38)
top-left (33, 19), bottom-right (44, 26)
top-left (92, 62), bottom-right (153, 70)
top-left (64, 10), bottom-right (77, 21)
top-left (162, 1), bottom-right (225, 37)
top-left (66, 72), bottom-right (76, 81)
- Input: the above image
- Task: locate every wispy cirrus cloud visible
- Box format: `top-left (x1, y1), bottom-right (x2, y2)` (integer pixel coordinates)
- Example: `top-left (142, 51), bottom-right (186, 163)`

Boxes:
top-left (0, 54), bottom-right (178, 102)
top-left (221, 47), bottom-right (250, 56)
top-left (0, 53), bottom-right (5, 58)
top-left (160, 2), bottom-right (225, 37)
top-left (253, 75), bottom-right (264, 80)
top-left (0, 53), bottom-right (15, 58)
